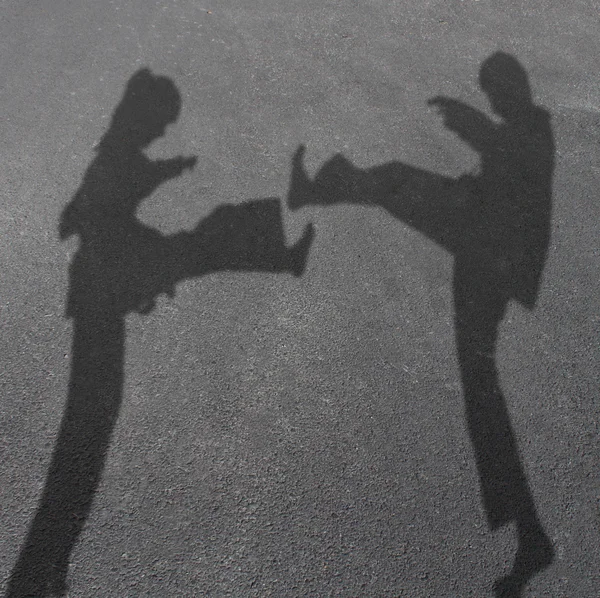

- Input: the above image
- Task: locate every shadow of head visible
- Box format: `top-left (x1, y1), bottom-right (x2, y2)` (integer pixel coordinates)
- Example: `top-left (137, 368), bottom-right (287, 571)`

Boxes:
top-left (479, 52), bottom-right (533, 122)
top-left (99, 68), bottom-right (182, 150)
top-left (60, 69), bottom-right (184, 240)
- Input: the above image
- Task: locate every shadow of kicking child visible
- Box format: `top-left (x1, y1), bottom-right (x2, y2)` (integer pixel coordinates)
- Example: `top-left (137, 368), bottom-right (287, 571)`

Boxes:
top-left (7, 68), bottom-right (313, 598)
top-left (287, 52), bottom-right (554, 597)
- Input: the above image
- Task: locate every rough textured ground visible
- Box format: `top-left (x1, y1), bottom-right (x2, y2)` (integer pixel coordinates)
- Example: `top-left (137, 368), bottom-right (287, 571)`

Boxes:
top-left (1, 1), bottom-right (599, 596)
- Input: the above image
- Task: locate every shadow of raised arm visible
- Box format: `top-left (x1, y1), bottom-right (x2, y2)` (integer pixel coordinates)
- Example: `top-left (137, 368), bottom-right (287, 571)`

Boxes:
top-left (153, 155), bottom-right (198, 185)
top-left (428, 96), bottom-right (496, 152)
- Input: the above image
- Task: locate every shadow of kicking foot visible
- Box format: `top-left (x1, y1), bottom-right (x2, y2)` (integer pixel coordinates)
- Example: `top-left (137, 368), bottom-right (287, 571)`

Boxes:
top-left (288, 145), bottom-right (314, 211)
top-left (289, 223), bottom-right (315, 277)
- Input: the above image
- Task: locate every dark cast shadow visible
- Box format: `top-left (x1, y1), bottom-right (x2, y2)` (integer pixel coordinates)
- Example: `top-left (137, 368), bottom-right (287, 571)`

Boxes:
top-left (6, 68), bottom-right (314, 597)
top-left (287, 52), bottom-right (554, 597)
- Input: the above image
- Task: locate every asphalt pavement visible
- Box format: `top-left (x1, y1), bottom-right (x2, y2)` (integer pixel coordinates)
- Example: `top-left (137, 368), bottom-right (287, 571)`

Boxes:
top-left (1, 1), bottom-right (599, 596)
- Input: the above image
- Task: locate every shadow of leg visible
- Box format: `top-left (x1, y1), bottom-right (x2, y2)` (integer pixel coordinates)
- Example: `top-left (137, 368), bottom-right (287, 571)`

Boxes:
top-left (172, 198), bottom-right (314, 282)
top-left (6, 316), bottom-right (125, 597)
top-left (287, 145), bottom-right (463, 255)
top-left (453, 265), bottom-right (553, 597)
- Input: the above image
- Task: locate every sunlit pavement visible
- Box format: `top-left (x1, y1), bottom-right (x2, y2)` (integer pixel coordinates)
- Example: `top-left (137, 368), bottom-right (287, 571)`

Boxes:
top-left (1, 1), bottom-right (599, 596)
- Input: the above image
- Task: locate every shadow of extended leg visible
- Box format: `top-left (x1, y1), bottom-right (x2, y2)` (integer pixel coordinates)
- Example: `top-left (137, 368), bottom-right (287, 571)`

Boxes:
top-left (171, 198), bottom-right (314, 283)
top-left (361, 163), bottom-right (465, 252)
top-left (287, 145), bottom-right (463, 254)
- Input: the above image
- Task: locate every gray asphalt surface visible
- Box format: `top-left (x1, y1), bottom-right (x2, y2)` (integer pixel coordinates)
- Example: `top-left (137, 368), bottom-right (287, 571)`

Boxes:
top-left (1, 1), bottom-right (599, 596)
